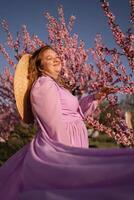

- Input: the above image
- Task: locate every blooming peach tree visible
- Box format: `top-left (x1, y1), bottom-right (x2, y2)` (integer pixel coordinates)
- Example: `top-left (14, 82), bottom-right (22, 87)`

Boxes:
top-left (0, 1), bottom-right (134, 146)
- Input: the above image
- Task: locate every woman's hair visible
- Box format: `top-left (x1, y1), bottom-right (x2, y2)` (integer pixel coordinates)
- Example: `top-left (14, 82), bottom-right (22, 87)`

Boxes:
top-left (27, 45), bottom-right (72, 92)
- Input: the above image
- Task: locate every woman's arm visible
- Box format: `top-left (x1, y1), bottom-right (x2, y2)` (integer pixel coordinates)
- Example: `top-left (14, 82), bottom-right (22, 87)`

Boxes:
top-left (30, 76), bottom-right (70, 145)
top-left (78, 94), bottom-right (99, 118)
top-left (78, 86), bottom-right (117, 119)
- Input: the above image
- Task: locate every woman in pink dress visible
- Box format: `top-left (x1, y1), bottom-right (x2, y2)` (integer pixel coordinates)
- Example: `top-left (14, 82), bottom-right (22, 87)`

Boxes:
top-left (0, 45), bottom-right (134, 200)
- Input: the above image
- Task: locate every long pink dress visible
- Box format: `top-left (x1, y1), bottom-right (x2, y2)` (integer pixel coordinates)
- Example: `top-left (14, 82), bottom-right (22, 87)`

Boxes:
top-left (0, 75), bottom-right (134, 200)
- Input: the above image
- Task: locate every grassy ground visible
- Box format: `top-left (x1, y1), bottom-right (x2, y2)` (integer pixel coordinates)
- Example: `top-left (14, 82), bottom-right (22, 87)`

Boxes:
top-left (89, 133), bottom-right (120, 148)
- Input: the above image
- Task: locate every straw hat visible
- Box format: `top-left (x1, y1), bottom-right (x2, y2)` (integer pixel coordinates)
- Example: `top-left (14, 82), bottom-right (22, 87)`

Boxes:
top-left (13, 54), bottom-right (35, 124)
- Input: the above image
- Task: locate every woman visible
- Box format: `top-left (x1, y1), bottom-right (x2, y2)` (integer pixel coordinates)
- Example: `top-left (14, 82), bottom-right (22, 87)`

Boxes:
top-left (0, 45), bottom-right (134, 200)
top-left (28, 45), bottom-right (102, 148)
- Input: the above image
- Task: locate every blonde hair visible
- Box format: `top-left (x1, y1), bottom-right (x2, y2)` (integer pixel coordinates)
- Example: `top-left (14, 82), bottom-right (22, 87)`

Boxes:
top-left (27, 45), bottom-right (72, 92)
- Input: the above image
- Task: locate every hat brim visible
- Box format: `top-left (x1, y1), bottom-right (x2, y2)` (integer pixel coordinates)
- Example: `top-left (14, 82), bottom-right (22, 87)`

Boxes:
top-left (13, 54), bottom-right (34, 124)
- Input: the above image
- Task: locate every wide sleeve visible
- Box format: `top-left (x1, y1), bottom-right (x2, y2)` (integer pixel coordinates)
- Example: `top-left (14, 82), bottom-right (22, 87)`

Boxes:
top-left (30, 77), bottom-right (70, 146)
top-left (78, 93), bottom-right (99, 119)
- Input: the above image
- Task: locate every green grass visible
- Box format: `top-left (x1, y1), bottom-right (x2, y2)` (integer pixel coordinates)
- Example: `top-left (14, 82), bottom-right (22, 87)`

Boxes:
top-left (89, 133), bottom-right (120, 148)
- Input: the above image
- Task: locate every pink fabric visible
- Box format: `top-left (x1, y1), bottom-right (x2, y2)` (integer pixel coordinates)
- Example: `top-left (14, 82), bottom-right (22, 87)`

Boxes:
top-left (30, 75), bottom-right (92, 148)
top-left (0, 75), bottom-right (134, 200)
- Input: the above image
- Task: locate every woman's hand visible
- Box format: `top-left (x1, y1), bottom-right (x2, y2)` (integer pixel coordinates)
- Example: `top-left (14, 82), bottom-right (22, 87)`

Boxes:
top-left (95, 86), bottom-right (118, 101)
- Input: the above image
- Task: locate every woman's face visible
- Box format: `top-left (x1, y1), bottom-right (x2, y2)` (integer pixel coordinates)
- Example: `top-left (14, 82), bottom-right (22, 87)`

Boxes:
top-left (41, 49), bottom-right (62, 79)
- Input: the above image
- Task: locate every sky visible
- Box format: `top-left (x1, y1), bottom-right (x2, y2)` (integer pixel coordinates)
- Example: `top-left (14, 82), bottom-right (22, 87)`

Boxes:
top-left (0, 0), bottom-right (132, 74)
